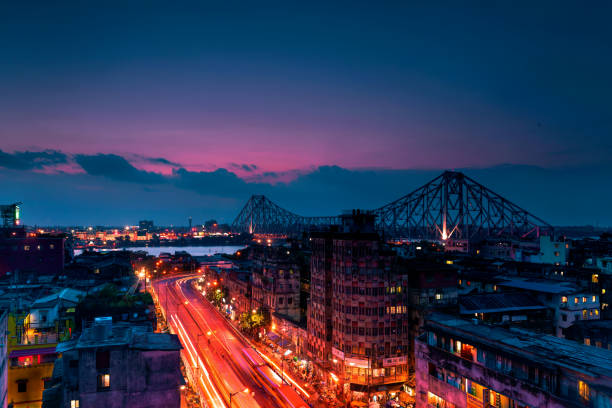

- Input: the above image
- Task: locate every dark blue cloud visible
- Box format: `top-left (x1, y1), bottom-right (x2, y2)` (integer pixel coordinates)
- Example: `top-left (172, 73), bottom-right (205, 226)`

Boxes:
top-left (0, 149), bottom-right (67, 170)
top-left (143, 156), bottom-right (181, 167)
top-left (74, 154), bottom-right (165, 184)
top-left (2, 150), bottom-right (611, 226)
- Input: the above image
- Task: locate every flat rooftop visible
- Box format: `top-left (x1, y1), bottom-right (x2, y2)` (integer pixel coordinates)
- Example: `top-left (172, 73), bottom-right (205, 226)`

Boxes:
top-left (57, 322), bottom-right (181, 352)
top-left (497, 277), bottom-right (580, 294)
top-left (427, 313), bottom-right (612, 379)
top-left (459, 292), bottom-right (547, 314)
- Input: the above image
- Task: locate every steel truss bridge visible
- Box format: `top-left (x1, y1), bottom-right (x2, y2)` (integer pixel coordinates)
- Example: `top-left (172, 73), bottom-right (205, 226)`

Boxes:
top-left (231, 171), bottom-right (553, 241)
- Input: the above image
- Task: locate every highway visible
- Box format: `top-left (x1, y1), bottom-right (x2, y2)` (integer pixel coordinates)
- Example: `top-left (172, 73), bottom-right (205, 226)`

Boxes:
top-left (153, 275), bottom-right (309, 408)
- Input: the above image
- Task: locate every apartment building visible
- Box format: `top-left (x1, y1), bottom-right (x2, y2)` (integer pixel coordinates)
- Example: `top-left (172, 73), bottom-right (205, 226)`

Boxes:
top-left (416, 314), bottom-right (612, 408)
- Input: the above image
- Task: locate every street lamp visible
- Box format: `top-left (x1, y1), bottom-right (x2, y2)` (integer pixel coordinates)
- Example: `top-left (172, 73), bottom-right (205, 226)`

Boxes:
top-left (281, 349), bottom-right (292, 384)
top-left (229, 387), bottom-right (249, 407)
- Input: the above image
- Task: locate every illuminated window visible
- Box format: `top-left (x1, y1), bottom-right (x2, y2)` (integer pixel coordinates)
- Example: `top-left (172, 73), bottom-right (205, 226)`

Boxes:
top-left (427, 392), bottom-right (455, 408)
top-left (595, 309), bottom-right (599, 316)
top-left (574, 297), bottom-right (579, 304)
top-left (578, 381), bottom-right (590, 401)
top-left (592, 274), bottom-right (599, 283)
top-left (561, 296), bottom-right (568, 303)
top-left (582, 297), bottom-right (587, 303)
top-left (592, 296), bottom-right (596, 302)
top-left (583, 310), bottom-right (588, 319)
top-left (603, 289), bottom-right (606, 295)
top-left (23, 245), bottom-right (30, 251)
top-left (50, 244), bottom-right (55, 250)
top-left (584, 338), bottom-right (591, 346)
top-left (435, 293), bottom-right (443, 300)
top-left (97, 374), bottom-right (110, 390)
top-left (70, 400), bottom-right (80, 408)
top-left (554, 251), bottom-right (560, 257)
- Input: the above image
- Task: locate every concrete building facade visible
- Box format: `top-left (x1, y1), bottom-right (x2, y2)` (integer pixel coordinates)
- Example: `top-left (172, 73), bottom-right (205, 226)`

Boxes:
top-left (0, 229), bottom-right (65, 278)
top-left (307, 212), bottom-right (410, 401)
top-left (251, 246), bottom-right (301, 322)
top-left (0, 310), bottom-right (7, 408)
top-left (42, 319), bottom-right (182, 408)
top-left (416, 314), bottom-right (612, 408)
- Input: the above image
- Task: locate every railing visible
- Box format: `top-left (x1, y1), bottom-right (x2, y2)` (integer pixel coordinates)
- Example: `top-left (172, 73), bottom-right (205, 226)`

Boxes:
top-left (16, 331), bottom-right (60, 345)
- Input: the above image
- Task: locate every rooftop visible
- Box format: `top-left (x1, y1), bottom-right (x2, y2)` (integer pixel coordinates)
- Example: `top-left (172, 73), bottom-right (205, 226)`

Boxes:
top-left (497, 276), bottom-right (580, 294)
top-left (459, 292), bottom-right (547, 314)
top-left (32, 288), bottom-right (86, 308)
top-left (426, 313), bottom-right (612, 379)
top-left (57, 321), bottom-right (181, 352)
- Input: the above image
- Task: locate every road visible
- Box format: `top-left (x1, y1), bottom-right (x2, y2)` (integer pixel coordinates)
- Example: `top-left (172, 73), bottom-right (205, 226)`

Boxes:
top-left (153, 275), bottom-right (309, 408)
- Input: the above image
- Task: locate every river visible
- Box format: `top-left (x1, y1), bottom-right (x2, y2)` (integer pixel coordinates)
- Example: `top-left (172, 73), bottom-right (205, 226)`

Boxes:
top-left (74, 245), bottom-right (245, 257)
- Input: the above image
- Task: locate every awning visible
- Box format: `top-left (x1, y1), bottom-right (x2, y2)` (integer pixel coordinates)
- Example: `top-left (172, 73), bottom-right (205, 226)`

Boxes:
top-left (9, 346), bottom-right (57, 358)
top-left (266, 332), bottom-right (280, 341)
top-left (375, 382), bottom-right (404, 392)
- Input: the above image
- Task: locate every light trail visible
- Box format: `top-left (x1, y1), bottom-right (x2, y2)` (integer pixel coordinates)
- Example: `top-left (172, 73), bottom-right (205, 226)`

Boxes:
top-left (178, 277), bottom-right (310, 400)
top-left (161, 276), bottom-right (307, 408)
top-left (169, 304), bottom-right (227, 407)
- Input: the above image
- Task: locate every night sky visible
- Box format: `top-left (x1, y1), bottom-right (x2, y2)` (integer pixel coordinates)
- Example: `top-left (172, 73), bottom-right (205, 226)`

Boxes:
top-left (0, 2), bottom-right (610, 226)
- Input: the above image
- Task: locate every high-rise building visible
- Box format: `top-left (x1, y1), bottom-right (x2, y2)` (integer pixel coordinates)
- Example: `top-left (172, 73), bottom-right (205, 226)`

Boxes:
top-left (307, 211), bottom-right (410, 401)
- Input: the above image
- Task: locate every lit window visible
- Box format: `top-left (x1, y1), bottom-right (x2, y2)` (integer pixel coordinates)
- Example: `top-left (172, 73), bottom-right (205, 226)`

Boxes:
top-left (50, 244), bottom-right (55, 250)
top-left (427, 392), bottom-right (455, 408)
top-left (578, 380), bottom-right (590, 401)
top-left (592, 274), bottom-right (599, 283)
top-left (435, 293), bottom-right (442, 300)
top-left (71, 400), bottom-right (80, 408)
top-left (585, 338), bottom-right (591, 346)
top-left (97, 374), bottom-right (110, 389)
top-left (603, 289), bottom-right (606, 295)
top-left (595, 309), bottom-right (599, 316)
top-left (583, 310), bottom-right (588, 319)
top-left (554, 251), bottom-right (560, 257)
top-left (561, 296), bottom-right (568, 303)
top-left (582, 297), bottom-right (587, 303)
top-left (23, 245), bottom-right (30, 251)
top-left (574, 297), bottom-right (579, 304)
